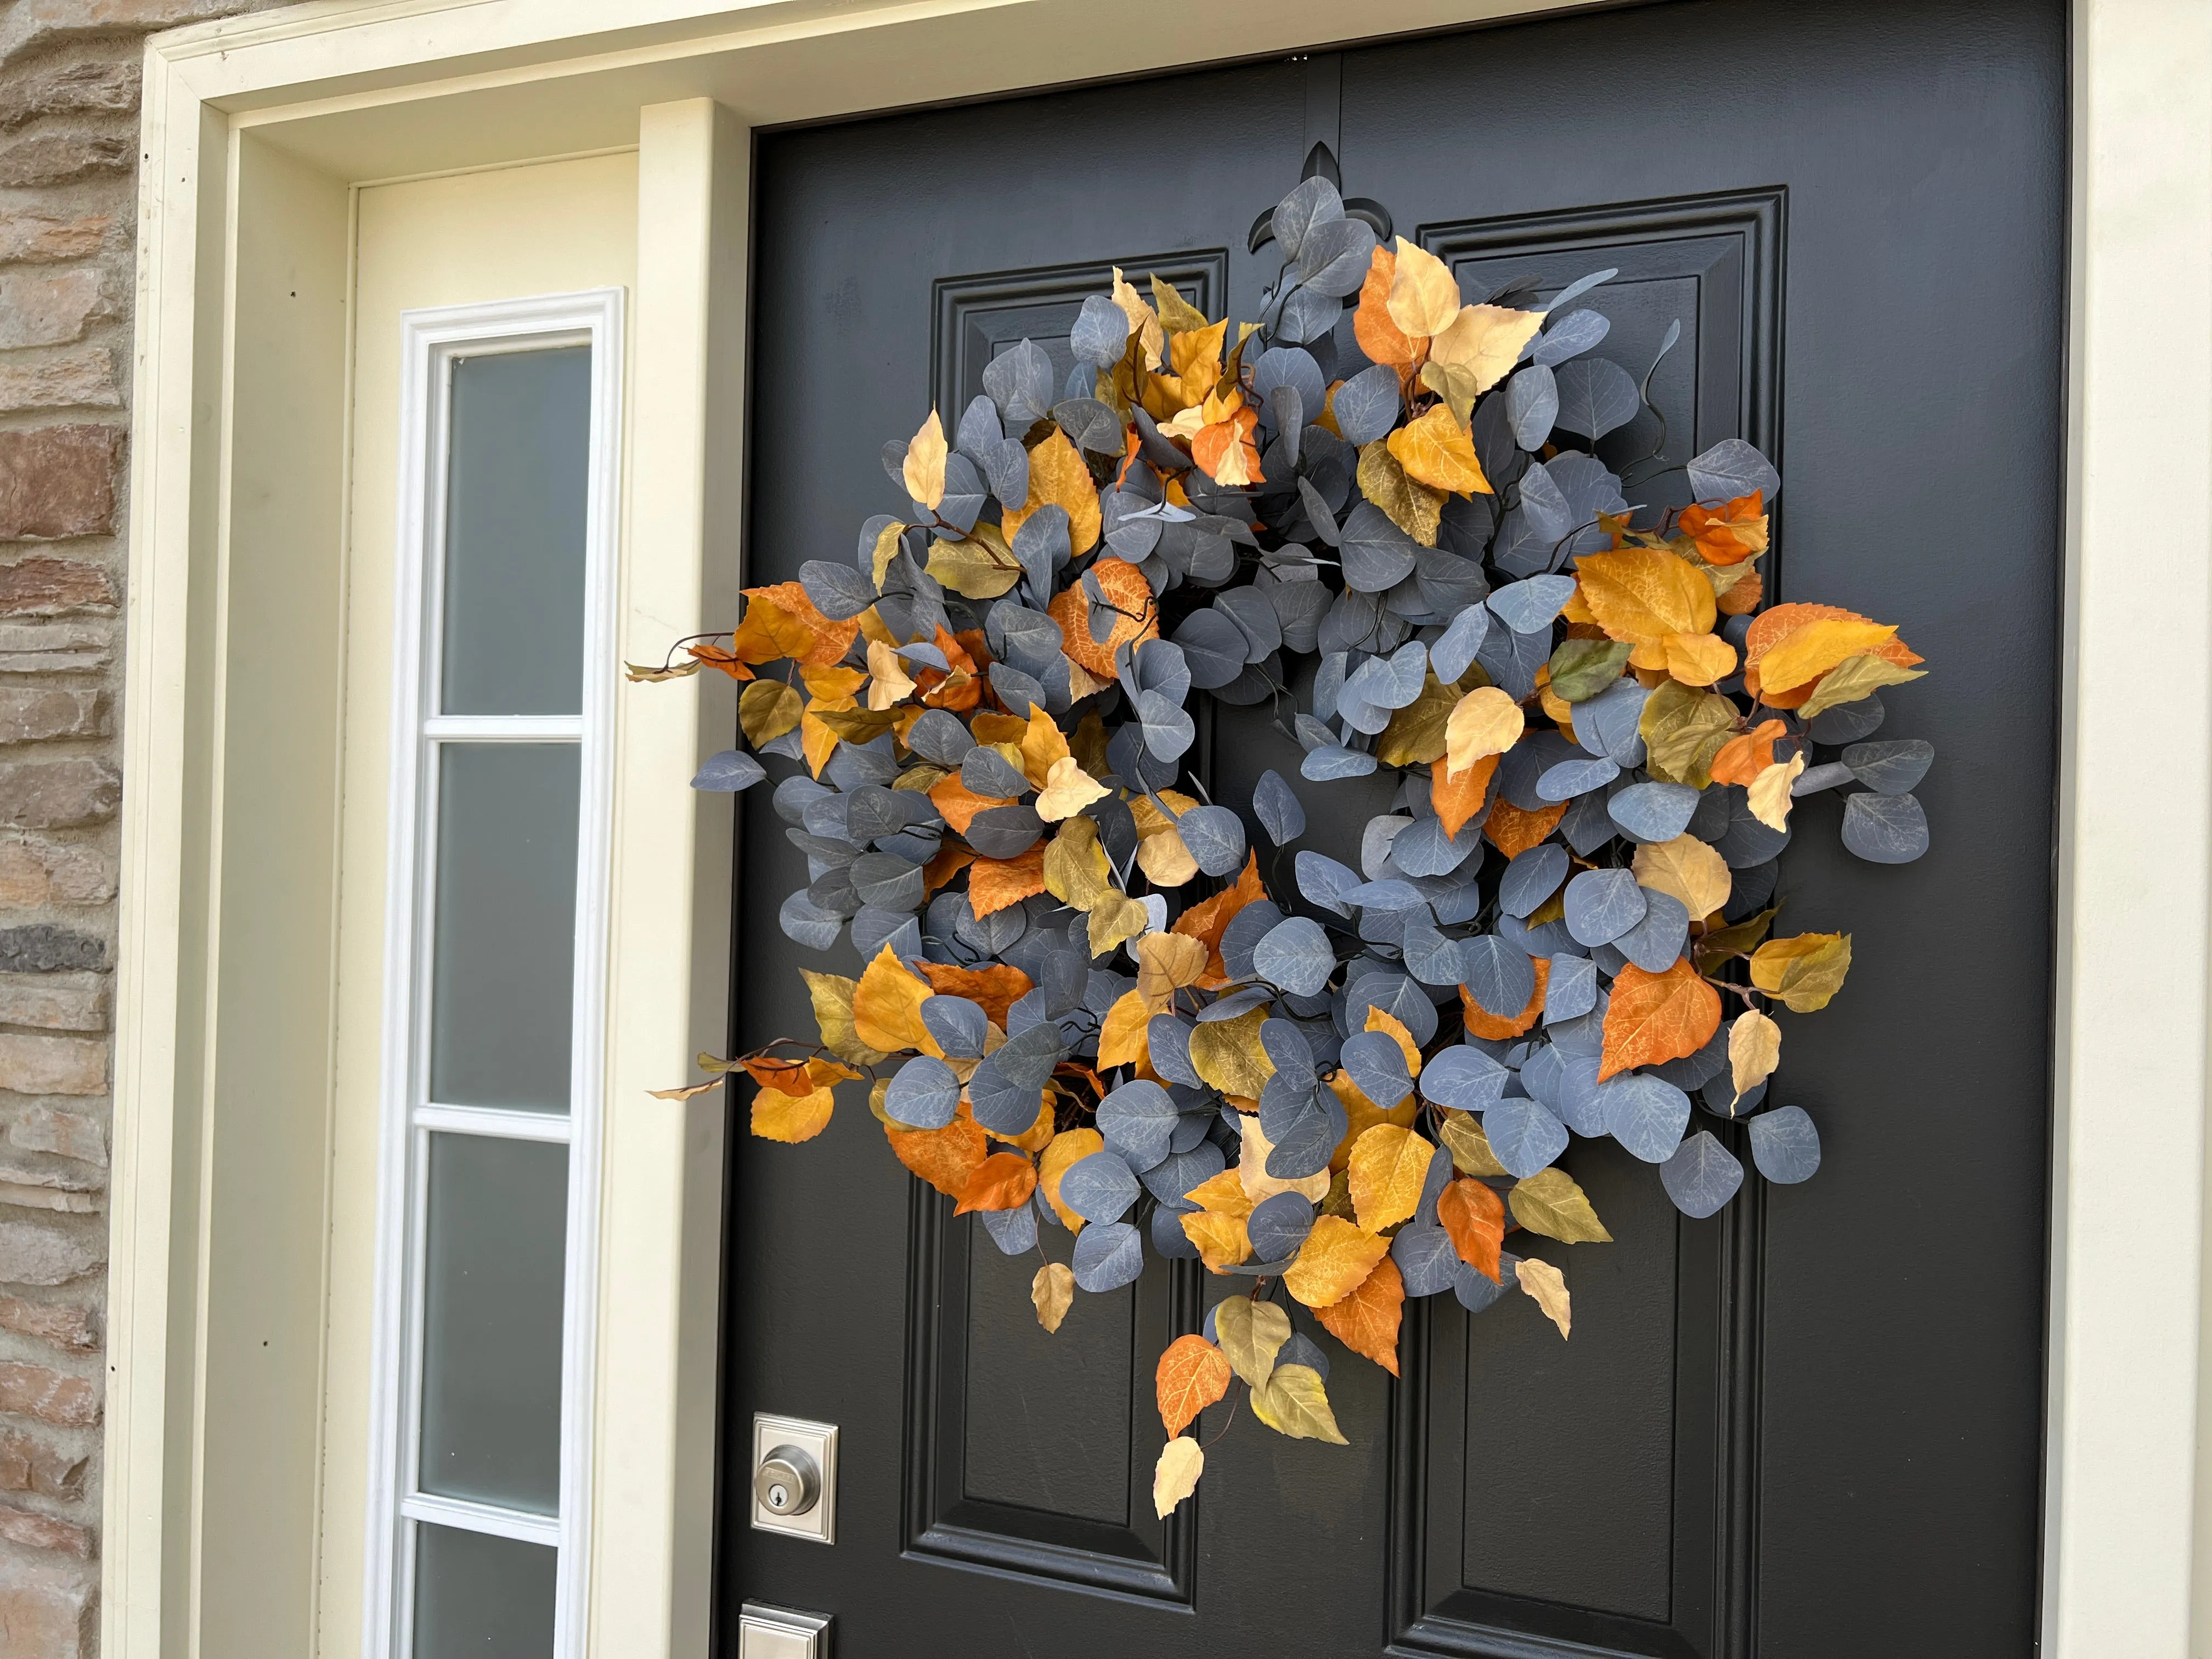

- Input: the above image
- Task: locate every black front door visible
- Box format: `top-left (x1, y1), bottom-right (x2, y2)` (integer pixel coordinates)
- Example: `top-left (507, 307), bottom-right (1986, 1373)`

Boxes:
top-left (721, 3), bottom-right (2063, 1654)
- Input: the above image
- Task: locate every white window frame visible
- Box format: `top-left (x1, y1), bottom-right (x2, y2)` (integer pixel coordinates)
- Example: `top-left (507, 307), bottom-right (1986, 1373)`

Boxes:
top-left (364, 288), bottom-right (626, 1659)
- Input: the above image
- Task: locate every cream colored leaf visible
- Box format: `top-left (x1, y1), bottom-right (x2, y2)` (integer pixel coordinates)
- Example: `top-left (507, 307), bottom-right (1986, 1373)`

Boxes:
top-left (1728, 1009), bottom-right (1782, 1108)
top-left (1031, 1261), bottom-right (1075, 1333)
top-left (1110, 266), bottom-right (1164, 370)
top-left (865, 638), bottom-right (917, 710)
top-left (1153, 1436), bottom-right (1204, 1518)
top-left (1211, 1295), bottom-right (1291, 1388)
top-left (1238, 1112), bottom-right (1332, 1204)
top-left (1445, 686), bottom-right (1525, 777)
top-left (1035, 755), bottom-right (1109, 822)
top-left (869, 519), bottom-right (909, 588)
top-left (1516, 1257), bottom-right (1572, 1339)
top-left (901, 409), bottom-right (947, 509)
top-left (1248, 1363), bottom-right (1350, 1444)
top-left (1427, 303), bottom-right (1546, 396)
top-left (1386, 236), bottom-right (1463, 337)
top-left (1746, 751), bottom-right (1807, 832)
top-left (1631, 834), bottom-right (1732, 921)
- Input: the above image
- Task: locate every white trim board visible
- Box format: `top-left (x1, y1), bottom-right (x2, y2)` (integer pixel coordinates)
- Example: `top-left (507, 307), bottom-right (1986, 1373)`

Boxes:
top-left (109, 6), bottom-right (2212, 1659)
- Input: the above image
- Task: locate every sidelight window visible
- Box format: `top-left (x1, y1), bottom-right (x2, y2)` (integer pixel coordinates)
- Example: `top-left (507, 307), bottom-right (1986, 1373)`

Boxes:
top-left (366, 292), bottom-right (623, 1659)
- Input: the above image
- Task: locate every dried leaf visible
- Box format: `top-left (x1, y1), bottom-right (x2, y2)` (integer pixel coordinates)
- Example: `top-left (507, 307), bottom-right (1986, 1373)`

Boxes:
top-left (1357, 438), bottom-right (1444, 545)
top-left (1314, 1254), bottom-right (1405, 1376)
top-left (1353, 246), bottom-right (1421, 369)
top-left (1431, 752), bottom-right (1497, 839)
top-left (1575, 549), bottom-right (1716, 645)
top-left (752, 1084), bottom-right (836, 1142)
top-left (1631, 835), bottom-right (1731, 922)
top-left (1005, 428), bottom-right (1102, 555)
top-left (1680, 491), bottom-right (1768, 565)
top-left (1047, 554), bottom-right (1155, 679)
top-left (1750, 932), bottom-right (1853, 1013)
top-left (1136, 932), bottom-right (1209, 1012)
top-left (1153, 1436), bottom-right (1205, 1517)
top-left (1032, 1261), bottom-right (1075, 1332)
top-left (913, 959), bottom-right (1034, 1026)
top-left (902, 409), bottom-right (947, 508)
top-left (1460, 956), bottom-right (1548, 1041)
top-left (868, 518), bottom-right (909, 586)
top-left (1387, 403), bottom-right (1490, 494)
top-left (866, 637), bottom-right (917, 709)
top-left (1035, 755), bottom-right (1109, 822)
top-left (1510, 1167), bottom-right (1613, 1244)
top-left (798, 969), bottom-right (890, 1066)
top-left (1426, 303), bottom-right (1545, 396)
top-left (1187, 1166), bottom-right (1257, 1218)
top-left (1156, 1334), bottom-right (1234, 1436)
top-left (1248, 1363), bottom-right (1350, 1443)
top-left (1212, 1295), bottom-right (1291, 1387)
top-left (885, 1109), bottom-right (989, 1196)
top-left (853, 945), bottom-right (941, 1055)
top-left (1283, 1215), bottom-right (1392, 1310)
top-left (1711, 718), bottom-right (1786, 787)
top-left (1346, 1124), bottom-right (1435, 1233)
top-left (1746, 751), bottom-right (1807, 832)
top-left (1445, 686), bottom-right (1525, 777)
top-left (1638, 680), bottom-right (1739, 788)
top-left (1111, 267), bottom-right (1164, 369)
top-left (955, 1149), bottom-right (1037, 1214)
top-left (1516, 1257), bottom-right (1572, 1339)
top-left (1040, 1128), bottom-right (1104, 1232)
top-left (1170, 851), bottom-right (1265, 975)
top-left (739, 680), bottom-right (803, 745)
top-left (1437, 1177), bottom-right (1505, 1281)
top-left (1484, 798), bottom-right (1565, 859)
top-left (1728, 1008), bottom-right (1782, 1105)
top-left (968, 846), bottom-right (1048, 917)
top-left (1662, 630), bottom-right (1736, 687)
top-left (1376, 671), bottom-right (1462, 768)
top-left (1088, 889), bottom-right (1153, 958)
top-left (1437, 1109), bottom-right (1509, 1177)
top-left (1757, 617), bottom-right (1899, 695)
top-left (1188, 1007), bottom-right (1273, 1099)
top-left (926, 533), bottom-right (1024, 600)
top-left (1599, 958), bottom-right (1722, 1081)
top-left (1097, 989), bottom-right (1150, 1069)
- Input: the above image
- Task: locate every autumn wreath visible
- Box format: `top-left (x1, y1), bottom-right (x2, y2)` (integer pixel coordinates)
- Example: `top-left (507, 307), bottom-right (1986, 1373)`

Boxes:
top-left (640, 172), bottom-right (1932, 1517)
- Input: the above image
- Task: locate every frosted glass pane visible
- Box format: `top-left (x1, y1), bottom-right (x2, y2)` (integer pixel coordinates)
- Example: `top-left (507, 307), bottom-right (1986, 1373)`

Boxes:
top-left (413, 1523), bottom-right (557, 1659)
top-left (428, 743), bottom-right (578, 1113)
top-left (439, 346), bottom-right (591, 715)
top-left (419, 1133), bottom-right (567, 1513)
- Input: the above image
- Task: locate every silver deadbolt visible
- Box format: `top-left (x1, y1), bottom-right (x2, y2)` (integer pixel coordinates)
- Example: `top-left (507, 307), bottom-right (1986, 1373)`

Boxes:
top-left (755, 1444), bottom-right (821, 1517)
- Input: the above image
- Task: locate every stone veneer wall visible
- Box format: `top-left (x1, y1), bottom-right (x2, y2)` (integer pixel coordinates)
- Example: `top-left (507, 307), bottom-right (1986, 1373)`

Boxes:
top-left (0, 2), bottom-right (289, 1651)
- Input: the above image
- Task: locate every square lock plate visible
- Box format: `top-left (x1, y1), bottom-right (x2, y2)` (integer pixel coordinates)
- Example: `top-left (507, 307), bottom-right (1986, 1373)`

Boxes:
top-left (751, 1412), bottom-right (838, 1543)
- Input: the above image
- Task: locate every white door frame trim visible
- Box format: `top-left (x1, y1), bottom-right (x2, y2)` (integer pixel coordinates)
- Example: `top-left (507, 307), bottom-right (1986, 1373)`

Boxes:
top-left (112, 2), bottom-right (2211, 1656)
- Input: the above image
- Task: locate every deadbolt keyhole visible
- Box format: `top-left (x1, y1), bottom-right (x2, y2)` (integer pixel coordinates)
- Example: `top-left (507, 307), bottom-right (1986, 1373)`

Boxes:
top-left (754, 1443), bottom-right (822, 1519)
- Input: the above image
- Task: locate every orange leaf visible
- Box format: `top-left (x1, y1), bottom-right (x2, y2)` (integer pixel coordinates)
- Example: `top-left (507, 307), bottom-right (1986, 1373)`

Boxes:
top-left (1484, 798), bottom-right (1566, 859)
top-left (739, 582), bottom-right (860, 668)
top-left (1436, 1177), bottom-right (1505, 1282)
top-left (1097, 989), bottom-right (1151, 1070)
top-left (1353, 245), bottom-right (1423, 370)
top-left (928, 774), bottom-right (1014, 835)
top-left (885, 1108), bottom-right (989, 1196)
top-left (1003, 427), bottom-right (1102, 555)
top-left (913, 959), bottom-right (1036, 1027)
top-left (1460, 955), bottom-right (1549, 1040)
top-left (1047, 555), bottom-right (1156, 679)
top-left (1313, 1254), bottom-right (1405, 1376)
top-left (1599, 958), bottom-right (1723, 1081)
top-left (922, 844), bottom-right (975, 894)
top-left (1364, 1007), bottom-right (1423, 1076)
top-left (968, 846), bottom-right (1048, 917)
top-left (1679, 490), bottom-right (1768, 566)
top-left (1716, 567), bottom-right (1763, 616)
top-left (954, 1150), bottom-right (1037, 1214)
top-left (1171, 852), bottom-right (1267, 979)
top-left (1181, 1209), bottom-right (1254, 1272)
top-left (1040, 1127), bottom-right (1104, 1232)
top-left (1711, 719), bottom-right (1787, 787)
top-left (1284, 1216), bottom-right (1393, 1310)
top-left (1192, 403), bottom-right (1265, 487)
top-left (1431, 752), bottom-right (1497, 840)
top-left (1156, 1334), bottom-right (1233, 1437)
top-left (990, 1097), bottom-right (1059, 1153)
top-left (853, 945), bottom-right (941, 1056)
top-left (1743, 602), bottom-right (1922, 708)
top-left (751, 1085), bottom-right (836, 1143)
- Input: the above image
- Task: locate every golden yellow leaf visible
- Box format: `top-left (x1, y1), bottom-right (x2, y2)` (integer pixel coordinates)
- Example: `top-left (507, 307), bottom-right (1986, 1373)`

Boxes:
top-left (1088, 890), bottom-right (1152, 958)
top-left (901, 408), bottom-right (947, 509)
top-left (1750, 932), bottom-right (1853, 1013)
top-left (1798, 652), bottom-right (1928, 719)
top-left (1248, 1363), bottom-right (1350, 1443)
top-left (798, 969), bottom-right (890, 1066)
top-left (1437, 1109), bottom-right (1509, 1177)
top-left (1637, 680), bottom-right (1739, 788)
top-left (866, 638), bottom-right (917, 710)
top-left (1364, 1007), bottom-right (1423, 1077)
top-left (1758, 617), bottom-right (1900, 694)
top-left (1136, 931), bottom-right (1208, 1012)
top-left (1386, 236), bottom-right (1464, 337)
top-left (1376, 671), bottom-right (1462, 768)
top-left (752, 1084), bottom-right (836, 1143)
top-left (868, 519), bottom-right (908, 587)
top-left (1097, 990), bottom-right (1150, 1069)
top-left (1032, 1261), bottom-right (1075, 1333)
top-left (1575, 548), bottom-right (1717, 645)
top-left (1314, 1254), bottom-right (1404, 1376)
top-left (1509, 1168), bottom-right (1613, 1244)
top-left (852, 945), bottom-right (941, 1056)
top-left (1387, 403), bottom-right (1490, 494)
top-left (1181, 1209), bottom-right (1253, 1272)
top-left (925, 533), bottom-right (1024, 599)
top-left (1632, 835), bottom-right (1732, 921)
top-left (1327, 1070), bottom-right (1419, 1167)
top-left (1357, 439), bottom-right (1444, 545)
top-left (1745, 752), bottom-right (1806, 832)
top-left (1283, 1215), bottom-right (1392, 1309)
top-left (1426, 303), bottom-right (1546, 396)
top-left (1237, 1113), bottom-right (1332, 1205)
top-left (1728, 1008), bottom-right (1782, 1107)
top-left (799, 707), bottom-right (839, 777)
top-left (1186, 1166), bottom-right (1256, 1219)
top-left (1188, 1007), bottom-right (1273, 1099)
top-left (1005, 428), bottom-right (1102, 554)
top-left (1035, 755), bottom-right (1109, 821)
top-left (1516, 1257), bottom-right (1572, 1339)
top-left (1445, 685), bottom-right (1525, 777)
top-left (1211, 1295), bottom-right (1290, 1387)
top-left (739, 679), bottom-right (803, 745)
top-left (1599, 959), bottom-right (1723, 1080)
top-left (1043, 815), bottom-right (1113, 911)
top-left (1153, 1436), bottom-right (1205, 1517)
top-left (1662, 630), bottom-right (1736, 687)
top-left (1041, 1127), bottom-right (1104, 1233)
top-left (1156, 1334), bottom-right (1233, 1436)
top-left (1018, 704), bottom-right (1071, 784)
top-left (1150, 273), bottom-right (1211, 336)
top-left (1346, 1124), bottom-right (1435, 1233)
